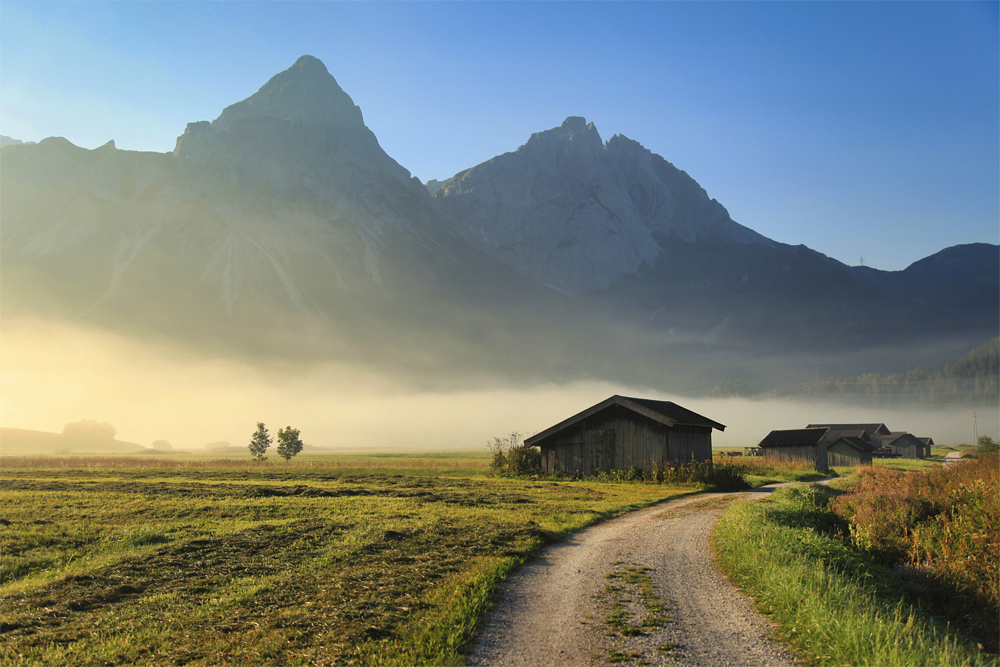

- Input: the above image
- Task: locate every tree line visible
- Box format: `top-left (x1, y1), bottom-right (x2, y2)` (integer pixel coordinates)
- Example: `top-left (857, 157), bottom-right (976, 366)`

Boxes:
top-left (711, 338), bottom-right (999, 405)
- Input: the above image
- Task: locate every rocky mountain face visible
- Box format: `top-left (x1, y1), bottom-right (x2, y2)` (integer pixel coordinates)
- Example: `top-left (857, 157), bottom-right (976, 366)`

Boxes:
top-left (2, 55), bottom-right (997, 386)
top-left (435, 116), bottom-right (774, 294)
top-left (436, 117), bottom-right (998, 354)
top-left (0, 56), bottom-right (565, 376)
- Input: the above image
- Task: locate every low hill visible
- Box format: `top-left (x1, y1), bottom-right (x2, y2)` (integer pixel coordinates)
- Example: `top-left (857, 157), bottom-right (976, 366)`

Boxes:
top-left (0, 427), bottom-right (146, 455)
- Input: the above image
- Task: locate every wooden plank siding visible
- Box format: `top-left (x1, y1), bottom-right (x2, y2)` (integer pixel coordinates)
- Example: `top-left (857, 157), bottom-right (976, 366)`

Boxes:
top-left (827, 441), bottom-right (873, 467)
top-left (538, 406), bottom-right (712, 476)
top-left (763, 444), bottom-right (829, 470)
top-left (878, 435), bottom-right (924, 459)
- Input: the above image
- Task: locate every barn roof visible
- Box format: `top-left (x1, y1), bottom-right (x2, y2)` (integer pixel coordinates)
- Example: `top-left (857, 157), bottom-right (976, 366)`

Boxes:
top-left (828, 436), bottom-right (876, 452)
top-left (524, 395), bottom-right (725, 447)
top-left (807, 423), bottom-right (892, 436)
top-left (757, 428), bottom-right (830, 448)
top-left (882, 432), bottom-right (919, 443)
top-left (820, 429), bottom-right (871, 444)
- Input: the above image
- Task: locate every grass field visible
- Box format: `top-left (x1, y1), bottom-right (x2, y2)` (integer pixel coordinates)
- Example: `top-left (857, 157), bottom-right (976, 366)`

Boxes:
top-left (713, 459), bottom-right (999, 667)
top-left (0, 456), bottom-right (695, 666)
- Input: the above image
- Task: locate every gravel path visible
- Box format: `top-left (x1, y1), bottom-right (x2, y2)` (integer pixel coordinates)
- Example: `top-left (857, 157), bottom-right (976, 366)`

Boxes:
top-left (467, 489), bottom-right (794, 667)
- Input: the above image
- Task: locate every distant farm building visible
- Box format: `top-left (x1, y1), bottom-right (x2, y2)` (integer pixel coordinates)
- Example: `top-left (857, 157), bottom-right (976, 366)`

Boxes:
top-left (825, 435), bottom-right (875, 467)
top-left (917, 437), bottom-right (935, 457)
top-left (879, 432), bottom-right (927, 459)
top-left (806, 423), bottom-right (929, 459)
top-left (756, 428), bottom-right (830, 470)
top-left (524, 395), bottom-right (725, 476)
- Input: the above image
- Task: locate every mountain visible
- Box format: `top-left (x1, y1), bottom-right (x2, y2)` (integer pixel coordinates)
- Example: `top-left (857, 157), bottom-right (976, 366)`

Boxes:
top-left (436, 117), bottom-right (774, 294)
top-left (0, 56), bottom-right (568, 377)
top-left (0, 135), bottom-right (29, 148)
top-left (436, 118), bottom-right (999, 354)
top-left (2, 56), bottom-right (997, 389)
top-left (849, 244), bottom-right (999, 330)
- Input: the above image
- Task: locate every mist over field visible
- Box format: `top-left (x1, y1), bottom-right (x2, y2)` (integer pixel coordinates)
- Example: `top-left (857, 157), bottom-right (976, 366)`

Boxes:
top-left (2, 316), bottom-right (991, 453)
top-left (1, 41), bottom-right (996, 456)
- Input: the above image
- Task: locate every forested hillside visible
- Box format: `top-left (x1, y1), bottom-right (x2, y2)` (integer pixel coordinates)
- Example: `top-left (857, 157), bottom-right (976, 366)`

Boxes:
top-left (777, 338), bottom-right (999, 404)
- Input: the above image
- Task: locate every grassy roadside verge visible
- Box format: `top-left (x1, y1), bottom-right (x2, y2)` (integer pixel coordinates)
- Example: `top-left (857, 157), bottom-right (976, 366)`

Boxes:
top-left (712, 485), bottom-right (997, 667)
top-left (0, 462), bottom-right (696, 666)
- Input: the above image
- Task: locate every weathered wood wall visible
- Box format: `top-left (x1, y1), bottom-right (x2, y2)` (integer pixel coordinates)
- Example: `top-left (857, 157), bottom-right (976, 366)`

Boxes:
top-left (538, 406), bottom-right (713, 476)
top-left (879, 437), bottom-right (923, 459)
top-left (763, 444), bottom-right (828, 470)
top-left (827, 442), bottom-right (872, 467)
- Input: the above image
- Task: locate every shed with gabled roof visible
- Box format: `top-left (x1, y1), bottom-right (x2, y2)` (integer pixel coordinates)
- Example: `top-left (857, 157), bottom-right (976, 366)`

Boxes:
top-left (827, 436), bottom-right (875, 467)
top-left (917, 437), bottom-right (935, 458)
top-left (524, 395), bottom-right (725, 476)
top-left (878, 432), bottom-right (925, 459)
top-left (757, 428), bottom-right (830, 470)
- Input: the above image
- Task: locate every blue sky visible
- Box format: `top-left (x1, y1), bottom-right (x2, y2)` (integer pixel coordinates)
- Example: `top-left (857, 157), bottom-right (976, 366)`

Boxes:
top-left (2, 1), bottom-right (997, 271)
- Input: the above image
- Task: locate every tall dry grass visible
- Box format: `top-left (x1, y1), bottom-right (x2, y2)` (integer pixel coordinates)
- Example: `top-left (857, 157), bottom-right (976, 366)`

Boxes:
top-left (830, 453), bottom-right (999, 649)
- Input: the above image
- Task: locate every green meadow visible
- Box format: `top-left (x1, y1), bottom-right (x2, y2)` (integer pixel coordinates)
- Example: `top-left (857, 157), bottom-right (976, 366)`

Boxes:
top-left (0, 455), bottom-right (694, 666)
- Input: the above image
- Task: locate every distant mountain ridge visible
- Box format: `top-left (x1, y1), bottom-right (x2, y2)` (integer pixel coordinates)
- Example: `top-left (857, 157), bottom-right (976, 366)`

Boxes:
top-left (1, 55), bottom-right (997, 387)
top-left (436, 116), bottom-right (774, 294)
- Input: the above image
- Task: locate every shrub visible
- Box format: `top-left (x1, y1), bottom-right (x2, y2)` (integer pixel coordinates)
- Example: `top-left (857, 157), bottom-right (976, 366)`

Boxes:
top-left (830, 453), bottom-right (999, 650)
top-left (977, 435), bottom-right (999, 454)
top-left (487, 432), bottom-right (542, 476)
top-left (591, 460), bottom-right (749, 491)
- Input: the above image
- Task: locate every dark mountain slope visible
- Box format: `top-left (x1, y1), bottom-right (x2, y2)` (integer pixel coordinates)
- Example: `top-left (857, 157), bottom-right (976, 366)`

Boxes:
top-left (850, 243), bottom-right (999, 328)
top-left (437, 119), bottom-right (999, 354)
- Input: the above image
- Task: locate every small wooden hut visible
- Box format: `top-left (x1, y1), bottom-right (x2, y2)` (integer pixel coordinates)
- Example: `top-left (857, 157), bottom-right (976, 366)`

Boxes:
top-left (917, 437), bottom-right (935, 458)
top-left (826, 436), bottom-right (875, 467)
top-left (524, 395), bottom-right (725, 476)
top-left (757, 428), bottom-right (830, 470)
top-left (878, 432), bottom-right (925, 459)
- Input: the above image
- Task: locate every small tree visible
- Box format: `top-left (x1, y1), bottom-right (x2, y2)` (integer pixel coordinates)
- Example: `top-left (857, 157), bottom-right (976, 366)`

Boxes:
top-left (248, 422), bottom-right (272, 461)
top-left (977, 435), bottom-right (999, 454)
top-left (276, 426), bottom-right (304, 463)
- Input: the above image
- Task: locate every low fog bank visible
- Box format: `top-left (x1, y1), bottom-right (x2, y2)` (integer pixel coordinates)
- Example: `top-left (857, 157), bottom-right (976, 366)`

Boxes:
top-left (2, 317), bottom-right (994, 455)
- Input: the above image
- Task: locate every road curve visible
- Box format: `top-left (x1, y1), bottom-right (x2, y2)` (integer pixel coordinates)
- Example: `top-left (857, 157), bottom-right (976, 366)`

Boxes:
top-left (467, 490), bottom-right (794, 667)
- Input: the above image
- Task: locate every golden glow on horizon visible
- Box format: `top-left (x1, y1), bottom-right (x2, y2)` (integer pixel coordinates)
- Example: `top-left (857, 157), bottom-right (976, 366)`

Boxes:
top-left (1, 316), bottom-right (994, 451)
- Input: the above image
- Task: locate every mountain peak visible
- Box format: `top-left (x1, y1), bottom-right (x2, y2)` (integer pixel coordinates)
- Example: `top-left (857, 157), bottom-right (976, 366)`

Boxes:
top-left (291, 54), bottom-right (328, 73)
top-left (211, 55), bottom-right (364, 133)
top-left (522, 116), bottom-right (603, 156)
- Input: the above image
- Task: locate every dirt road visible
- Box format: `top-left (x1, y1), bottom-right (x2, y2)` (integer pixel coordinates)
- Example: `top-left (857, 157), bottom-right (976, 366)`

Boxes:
top-left (467, 490), bottom-right (794, 667)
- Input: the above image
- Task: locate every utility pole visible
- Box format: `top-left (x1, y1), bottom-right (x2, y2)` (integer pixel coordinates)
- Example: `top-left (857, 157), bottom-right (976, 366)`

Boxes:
top-left (973, 412), bottom-right (978, 446)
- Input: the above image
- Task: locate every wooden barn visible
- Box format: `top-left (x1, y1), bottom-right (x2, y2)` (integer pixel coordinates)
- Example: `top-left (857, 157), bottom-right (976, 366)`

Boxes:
top-left (918, 437), bottom-right (935, 458)
top-left (757, 428), bottom-right (830, 470)
top-left (524, 395), bottom-right (725, 476)
top-left (826, 436), bottom-right (875, 467)
top-left (879, 432), bottom-right (926, 459)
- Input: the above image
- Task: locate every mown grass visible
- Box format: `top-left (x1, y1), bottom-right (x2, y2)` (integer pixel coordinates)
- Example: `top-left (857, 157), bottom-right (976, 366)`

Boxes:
top-left (0, 459), bottom-right (693, 666)
top-left (1, 452), bottom-right (491, 469)
top-left (713, 483), bottom-right (998, 666)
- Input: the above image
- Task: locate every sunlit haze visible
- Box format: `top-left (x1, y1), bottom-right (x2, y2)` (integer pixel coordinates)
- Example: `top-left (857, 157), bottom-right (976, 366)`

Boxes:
top-left (2, 319), bottom-right (993, 451)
